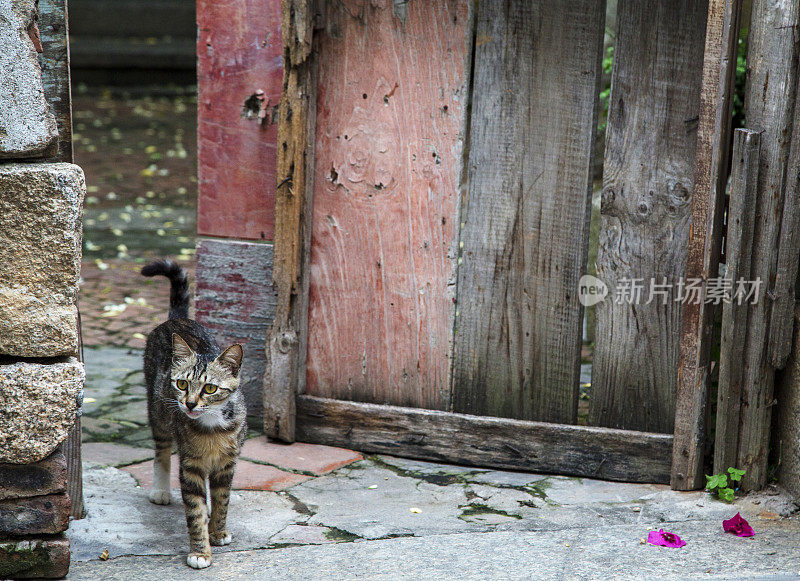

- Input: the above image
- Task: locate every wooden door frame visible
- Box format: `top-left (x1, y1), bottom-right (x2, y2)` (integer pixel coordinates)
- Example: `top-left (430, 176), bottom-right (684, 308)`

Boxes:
top-left (265, 0), bottom-right (741, 488)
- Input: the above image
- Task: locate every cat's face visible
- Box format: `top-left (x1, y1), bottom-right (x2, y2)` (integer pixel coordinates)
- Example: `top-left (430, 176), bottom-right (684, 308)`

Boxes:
top-left (170, 334), bottom-right (243, 423)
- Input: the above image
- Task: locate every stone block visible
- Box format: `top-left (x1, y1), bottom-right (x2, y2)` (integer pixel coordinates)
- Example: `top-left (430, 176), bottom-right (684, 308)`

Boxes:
top-left (0, 163), bottom-right (85, 357)
top-left (0, 447), bottom-right (66, 500)
top-left (0, 0), bottom-right (59, 158)
top-left (776, 306), bottom-right (800, 501)
top-left (195, 238), bottom-right (277, 415)
top-left (0, 493), bottom-right (70, 536)
top-left (0, 535), bottom-right (69, 578)
top-left (0, 358), bottom-right (84, 464)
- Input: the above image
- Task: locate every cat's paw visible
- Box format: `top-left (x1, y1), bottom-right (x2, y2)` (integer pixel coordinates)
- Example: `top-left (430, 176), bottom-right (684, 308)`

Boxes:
top-left (186, 553), bottom-right (212, 569)
top-left (148, 489), bottom-right (171, 505)
top-left (210, 531), bottom-right (232, 546)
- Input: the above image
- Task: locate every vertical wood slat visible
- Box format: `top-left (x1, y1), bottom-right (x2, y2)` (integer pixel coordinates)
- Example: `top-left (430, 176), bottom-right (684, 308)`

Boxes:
top-left (714, 129), bottom-right (760, 474)
top-left (303, 1), bottom-right (474, 410)
top-left (40, 0), bottom-right (81, 517)
top-left (672, 0), bottom-right (742, 491)
top-left (766, 1), bottom-right (800, 369)
top-left (451, 0), bottom-right (605, 423)
top-left (39, 0), bottom-right (73, 163)
top-left (263, 0), bottom-right (319, 442)
top-left (734, 0), bottom-right (800, 489)
top-left (589, 0), bottom-right (708, 434)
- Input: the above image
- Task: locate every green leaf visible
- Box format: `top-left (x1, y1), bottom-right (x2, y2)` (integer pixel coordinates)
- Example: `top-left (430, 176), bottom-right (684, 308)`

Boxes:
top-left (705, 473), bottom-right (727, 491)
top-left (718, 487), bottom-right (735, 502)
top-left (727, 467), bottom-right (746, 482)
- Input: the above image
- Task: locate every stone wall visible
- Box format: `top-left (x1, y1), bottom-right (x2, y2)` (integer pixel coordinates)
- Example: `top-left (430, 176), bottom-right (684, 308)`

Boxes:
top-left (0, 0), bottom-right (85, 577)
top-left (776, 306), bottom-right (800, 501)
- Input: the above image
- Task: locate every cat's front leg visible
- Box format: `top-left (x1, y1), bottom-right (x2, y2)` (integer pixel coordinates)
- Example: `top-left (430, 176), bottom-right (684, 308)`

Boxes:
top-left (148, 436), bottom-right (172, 505)
top-left (179, 460), bottom-right (212, 568)
top-left (209, 460), bottom-right (235, 546)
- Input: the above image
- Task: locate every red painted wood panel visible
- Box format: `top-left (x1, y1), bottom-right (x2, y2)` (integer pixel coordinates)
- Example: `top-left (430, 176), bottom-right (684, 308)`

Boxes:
top-left (304, 0), bottom-right (473, 410)
top-left (197, 0), bottom-right (282, 241)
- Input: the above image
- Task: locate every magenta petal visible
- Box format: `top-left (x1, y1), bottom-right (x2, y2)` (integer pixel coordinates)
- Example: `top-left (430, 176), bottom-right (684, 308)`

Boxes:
top-left (647, 529), bottom-right (687, 548)
top-left (723, 513), bottom-right (754, 537)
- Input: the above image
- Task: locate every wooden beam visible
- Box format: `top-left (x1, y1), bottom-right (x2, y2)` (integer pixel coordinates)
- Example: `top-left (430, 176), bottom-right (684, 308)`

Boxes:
top-left (263, 0), bottom-right (318, 442)
top-left (714, 129), bottom-right (760, 474)
top-left (590, 0), bottom-right (707, 433)
top-left (452, 0), bottom-right (605, 424)
top-left (672, 0), bottom-right (742, 491)
top-left (297, 395), bottom-right (674, 484)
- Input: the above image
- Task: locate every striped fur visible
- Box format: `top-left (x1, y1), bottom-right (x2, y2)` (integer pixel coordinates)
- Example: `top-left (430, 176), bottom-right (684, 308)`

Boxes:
top-left (140, 258), bottom-right (190, 320)
top-left (142, 260), bottom-right (245, 569)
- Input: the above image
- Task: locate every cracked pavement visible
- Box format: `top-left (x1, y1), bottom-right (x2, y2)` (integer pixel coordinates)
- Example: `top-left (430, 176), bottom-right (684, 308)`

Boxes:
top-left (72, 312), bottom-right (800, 579)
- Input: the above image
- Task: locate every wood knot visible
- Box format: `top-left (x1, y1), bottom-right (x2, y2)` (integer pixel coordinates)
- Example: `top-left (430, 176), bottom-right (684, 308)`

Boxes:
top-left (277, 332), bottom-right (297, 354)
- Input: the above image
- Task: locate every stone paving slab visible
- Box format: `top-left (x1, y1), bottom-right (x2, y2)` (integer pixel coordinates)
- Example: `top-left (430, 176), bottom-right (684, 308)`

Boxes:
top-left (68, 520), bottom-right (800, 580)
top-left (82, 442), bottom-right (154, 467)
top-left (71, 466), bottom-right (299, 562)
top-left (122, 456), bottom-right (310, 492)
top-left (69, 454), bottom-right (800, 579)
top-left (241, 437), bottom-right (363, 475)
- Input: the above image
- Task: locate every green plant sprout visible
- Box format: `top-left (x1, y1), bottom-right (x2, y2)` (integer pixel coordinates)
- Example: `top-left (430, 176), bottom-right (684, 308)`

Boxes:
top-left (705, 467), bottom-right (746, 502)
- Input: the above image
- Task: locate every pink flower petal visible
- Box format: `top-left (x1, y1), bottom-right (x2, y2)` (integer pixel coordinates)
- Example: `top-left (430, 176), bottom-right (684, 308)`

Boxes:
top-left (723, 513), bottom-right (754, 537)
top-left (647, 529), bottom-right (687, 548)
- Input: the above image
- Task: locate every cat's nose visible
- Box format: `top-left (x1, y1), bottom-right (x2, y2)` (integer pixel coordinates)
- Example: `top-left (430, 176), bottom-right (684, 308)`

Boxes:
top-left (186, 400), bottom-right (198, 410)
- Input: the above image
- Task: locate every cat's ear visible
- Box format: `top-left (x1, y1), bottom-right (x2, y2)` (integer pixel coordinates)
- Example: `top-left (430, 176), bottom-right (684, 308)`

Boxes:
top-left (172, 333), bottom-right (195, 363)
top-left (216, 344), bottom-right (243, 378)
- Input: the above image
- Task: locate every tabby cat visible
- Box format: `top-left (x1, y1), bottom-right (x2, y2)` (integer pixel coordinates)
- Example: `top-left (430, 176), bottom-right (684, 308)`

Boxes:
top-left (141, 259), bottom-right (246, 569)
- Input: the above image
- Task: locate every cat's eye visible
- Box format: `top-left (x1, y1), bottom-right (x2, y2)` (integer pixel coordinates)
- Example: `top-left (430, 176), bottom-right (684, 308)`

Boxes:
top-left (202, 384), bottom-right (218, 395)
top-left (176, 379), bottom-right (188, 390)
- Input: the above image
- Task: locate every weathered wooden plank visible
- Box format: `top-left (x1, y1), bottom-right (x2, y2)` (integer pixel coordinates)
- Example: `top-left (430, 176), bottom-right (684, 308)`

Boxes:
top-left (39, 0), bottom-right (72, 163)
top-left (297, 395), bottom-right (673, 483)
top-left (195, 239), bottom-right (278, 416)
top-left (733, 0), bottom-right (800, 490)
top-left (672, 0), bottom-right (742, 491)
top-left (714, 129), bottom-right (760, 474)
top-left (590, 0), bottom-right (707, 433)
top-left (197, 0), bottom-right (282, 240)
top-left (304, 0), bottom-right (473, 410)
top-left (767, 4), bottom-right (800, 369)
top-left (451, 0), bottom-right (604, 424)
top-left (775, 306), bottom-right (800, 500)
top-left (263, 0), bottom-right (319, 442)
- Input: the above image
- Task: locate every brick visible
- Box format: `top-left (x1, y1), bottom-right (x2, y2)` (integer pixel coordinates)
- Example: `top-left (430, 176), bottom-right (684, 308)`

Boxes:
top-left (123, 455), bottom-right (310, 492)
top-left (0, 359), bottom-right (83, 464)
top-left (0, 493), bottom-right (70, 536)
top-left (0, 0), bottom-right (59, 158)
top-left (241, 437), bottom-right (362, 475)
top-left (0, 447), bottom-right (66, 500)
top-left (195, 239), bottom-right (277, 415)
top-left (233, 459), bottom-right (311, 491)
top-left (0, 535), bottom-right (70, 579)
top-left (0, 163), bottom-right (85, 357)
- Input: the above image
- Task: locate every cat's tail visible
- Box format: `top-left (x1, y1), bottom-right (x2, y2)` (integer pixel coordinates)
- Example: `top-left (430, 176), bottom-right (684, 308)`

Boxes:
top-left (141, 259), bottom-right (190, 320)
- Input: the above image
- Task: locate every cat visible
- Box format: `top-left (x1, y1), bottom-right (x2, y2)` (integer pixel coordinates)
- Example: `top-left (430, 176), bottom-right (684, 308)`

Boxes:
top-left (141, 258), bottom-right (246, 569)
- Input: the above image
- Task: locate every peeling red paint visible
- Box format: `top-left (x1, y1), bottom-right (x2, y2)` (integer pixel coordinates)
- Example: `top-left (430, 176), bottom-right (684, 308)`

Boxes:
top-left (197, 0), bottom-right (282, 240)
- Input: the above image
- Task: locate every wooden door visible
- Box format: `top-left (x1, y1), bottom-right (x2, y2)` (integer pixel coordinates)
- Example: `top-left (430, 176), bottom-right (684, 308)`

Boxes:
top-left (266, 0), bottom-right (741, 487)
